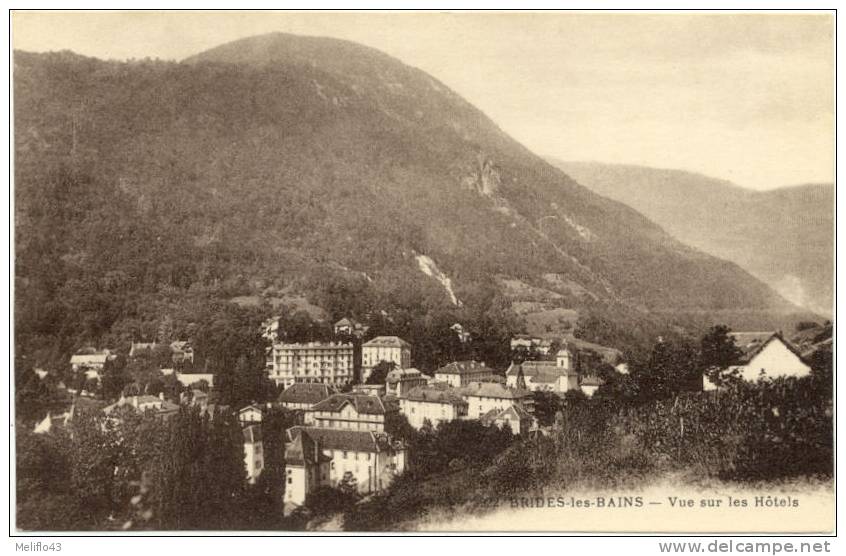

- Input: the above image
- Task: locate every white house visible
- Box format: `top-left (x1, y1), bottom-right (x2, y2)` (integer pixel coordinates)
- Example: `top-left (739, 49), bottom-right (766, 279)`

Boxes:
top-left (70, 348), bottom-right (115, 380)
top-left (399, 385), bottom-right (468, 429)
top-left (460, 381), bottom-right (533, 419)
top-left (703, 332), bottom-right (812, 390)
top-left (175, 372), bottom-right (215, 388)
top-left (361, 336), bottom-right (412, 383)
top-left (238, 404), bottom-right (264, 426)
top-left (480, 405), bottom-right (535, 435)
top-left (283, 426), bottom-right (406, 514)
top-left (243, 424), bottom-right (264, 484)
top-left (334, 317), bottom-right (369, 337)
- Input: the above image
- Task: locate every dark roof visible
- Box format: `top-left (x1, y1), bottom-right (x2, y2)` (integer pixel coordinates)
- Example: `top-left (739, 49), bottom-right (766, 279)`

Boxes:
top-left (732, 332), bottom-right (809, 365)
top-left (286, 426), bottom-right (392, 455)
top-left (580, 374), bottom-right (605, 387)
top-left (363, 336), bottom-right (411, 348)
top-left (460, 381), bottom-right (531, 399)
top-left (404, 386), bottom-right (468, 406)
top-left (481, 405), bottom-right (533, 425)
top-left (506, 361), bottom-right (577, 378)
top-left (434, 360), bottom-right (491, 375)
top-left (311, 393), bottom-right (388, 415)
top-left (277, 383), bottom-right (334, 405)
top-left (285, 428), bottom-right (327, 465)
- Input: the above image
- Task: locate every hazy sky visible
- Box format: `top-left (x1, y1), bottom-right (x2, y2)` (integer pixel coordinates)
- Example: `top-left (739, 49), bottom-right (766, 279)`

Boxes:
top-left (12, 11), bottom-right (834, 189)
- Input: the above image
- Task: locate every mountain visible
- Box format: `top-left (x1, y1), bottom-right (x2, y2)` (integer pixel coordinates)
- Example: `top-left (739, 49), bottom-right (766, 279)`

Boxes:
top-left (13, 34), bottom-right (811, 372)
top-left (553, 161), bottom-right (833, 317)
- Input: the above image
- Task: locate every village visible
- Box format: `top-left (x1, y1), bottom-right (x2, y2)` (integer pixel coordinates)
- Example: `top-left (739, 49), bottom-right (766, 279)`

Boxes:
top-left (26, 312), bottom-right (825, 518)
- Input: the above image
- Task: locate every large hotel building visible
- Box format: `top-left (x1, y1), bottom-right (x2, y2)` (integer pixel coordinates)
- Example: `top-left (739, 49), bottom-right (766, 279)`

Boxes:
top-left (267, 342), bottom-right (355, 388)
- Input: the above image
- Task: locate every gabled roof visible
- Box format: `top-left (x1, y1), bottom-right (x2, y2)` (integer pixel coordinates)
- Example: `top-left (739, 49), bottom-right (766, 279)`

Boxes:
top-left (363, 336), bottom-right (411, 349)
top-left (461, 381), bottom-right (531, 399)
top-left (386, 367), bottom-right (430, 383)
top-left (285, 428), bottom-right (327, 465)
top-left (732, 332), bottom-right (809, 365)
top-left (403, 386), bottom-right (468, 406)
top-left (239, 404), bottom-right (264, 415)
top-left (311, 393), bottom-right (387, 415)
top-left (481, 405), bottom-right (533, 425)
top-left (506, 362), bottom-right (577, 381)
top-left (286, 426), bottom-right (393, 455)
top-left (277, 383), bottom-right (335, 405)
top-left (434, 360), bottom-right (490, 375)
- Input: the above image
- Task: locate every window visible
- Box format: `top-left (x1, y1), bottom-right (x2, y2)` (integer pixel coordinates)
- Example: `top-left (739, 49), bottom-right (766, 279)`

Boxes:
top-left (343, 451), bottom-right (348, 459)
top-left (287, 477), bottom-right (292, 484)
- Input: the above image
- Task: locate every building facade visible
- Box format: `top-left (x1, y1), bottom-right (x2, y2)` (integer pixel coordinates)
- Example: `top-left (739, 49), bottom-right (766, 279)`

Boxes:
top-left (703, 332), bottom-right (812, 390)
top-left (399, 385), bottom-right (468, 429)
top-left (433, 360), bottom-right (496, 388)
top-left (505, 350), bottom-right (579, 393)
top-left (309, 394), bottom-right (392, 432)
top-left (266, 342), bottom-right (354, 388)
top-left (385, 367), bottom-right (431, 397)
top-left (361, 336), bottom-right (412, 383)
top-left (460, 381), bottom-right (532, 419)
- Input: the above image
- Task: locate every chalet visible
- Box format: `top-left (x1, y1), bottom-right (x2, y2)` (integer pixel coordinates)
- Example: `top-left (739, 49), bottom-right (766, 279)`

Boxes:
top-left (334, 317), bottom-right (369, 337)
top-left (309, 393), bottom-right (394, 432)
top-left (703, 332), bottom-right (812, 390)
top-left (579, 374), bottom-right (605, 397)
top-left (399, 385), bottom-right (468, 429)
top-left (433, 360), bottom-right (495, 388)
top-left (361, 336), bottom-right (412, 383)
top-left (283, 426), bottom-right (406, 514)
top-left (460, 381), bottom-right (533, 419)
top-left (238, 404), bottom-right (264, 426)
top-left (480, 405), bottom-right (535, 435)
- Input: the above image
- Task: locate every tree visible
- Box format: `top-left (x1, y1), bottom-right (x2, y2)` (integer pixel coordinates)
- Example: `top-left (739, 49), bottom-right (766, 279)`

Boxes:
top-left (366, 360), bottom-right (396, 385)
top-left (531, 390), bottom-right (562, 427)
top-left (699, 325), bottom-right (743, 388)
top-left (629, 337), bottom-right (698, 402)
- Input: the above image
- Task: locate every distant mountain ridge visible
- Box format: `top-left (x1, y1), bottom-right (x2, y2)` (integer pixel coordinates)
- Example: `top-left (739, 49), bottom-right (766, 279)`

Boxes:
top-left (552, 160), bottom-right (833, 317)
top-left (13, 34), bottom-right (812, 369)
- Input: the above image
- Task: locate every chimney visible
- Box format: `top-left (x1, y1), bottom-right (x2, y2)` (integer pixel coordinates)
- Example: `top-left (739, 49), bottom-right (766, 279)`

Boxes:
top-left (159, 391), bottom-right (165, 401)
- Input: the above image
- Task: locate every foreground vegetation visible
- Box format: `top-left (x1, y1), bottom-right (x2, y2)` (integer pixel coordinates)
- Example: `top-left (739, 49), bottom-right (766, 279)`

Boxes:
top-left (340, 375), bottom-right (832, 531)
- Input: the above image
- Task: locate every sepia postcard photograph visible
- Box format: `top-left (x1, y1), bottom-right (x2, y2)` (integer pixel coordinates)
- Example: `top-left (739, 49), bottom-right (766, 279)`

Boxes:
top-left (8, 8), bottom-right (836, 537)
